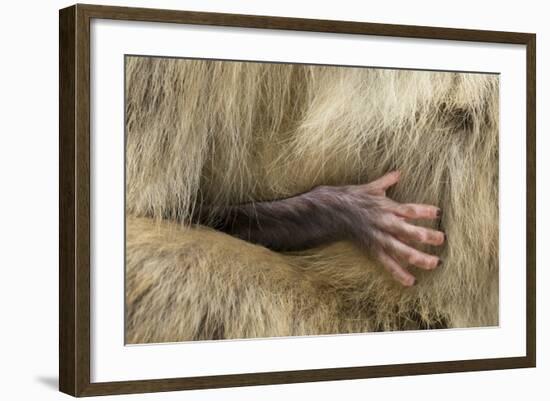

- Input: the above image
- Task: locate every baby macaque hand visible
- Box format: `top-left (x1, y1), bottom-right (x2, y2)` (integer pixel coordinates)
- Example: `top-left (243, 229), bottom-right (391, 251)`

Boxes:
top-left (313, 171), bottom-right (445, 287)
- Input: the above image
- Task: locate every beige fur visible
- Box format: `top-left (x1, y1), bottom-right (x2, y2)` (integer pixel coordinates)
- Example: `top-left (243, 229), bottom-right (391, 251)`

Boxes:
top-left (125, 56), bottom-right (499, 343)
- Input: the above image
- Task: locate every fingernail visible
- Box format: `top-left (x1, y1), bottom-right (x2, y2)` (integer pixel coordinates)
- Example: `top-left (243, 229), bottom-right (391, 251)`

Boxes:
top-left (436, 209), bottom-right (442, 218)
top-left (443, 232), bottom-right (447, 241)
top-left (437, 259), bottom-right (443, 266)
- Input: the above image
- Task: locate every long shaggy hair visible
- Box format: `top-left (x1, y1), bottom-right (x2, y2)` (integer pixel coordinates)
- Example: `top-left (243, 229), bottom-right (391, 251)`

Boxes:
top-left (125, 56), bottom-right (499, 344)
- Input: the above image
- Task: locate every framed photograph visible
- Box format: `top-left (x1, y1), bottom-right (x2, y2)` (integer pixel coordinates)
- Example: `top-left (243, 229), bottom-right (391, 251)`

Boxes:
top-left (59, 4), bottom-right (536, 397)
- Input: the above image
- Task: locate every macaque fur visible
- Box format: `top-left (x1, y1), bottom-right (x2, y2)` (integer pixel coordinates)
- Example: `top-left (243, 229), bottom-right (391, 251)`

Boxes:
top-left (125, 57), bottom-right (499, 343)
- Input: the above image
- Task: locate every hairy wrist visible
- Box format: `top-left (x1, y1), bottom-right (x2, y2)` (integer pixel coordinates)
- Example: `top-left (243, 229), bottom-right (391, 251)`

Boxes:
top-left (307, 185), bottom-right (365, 241)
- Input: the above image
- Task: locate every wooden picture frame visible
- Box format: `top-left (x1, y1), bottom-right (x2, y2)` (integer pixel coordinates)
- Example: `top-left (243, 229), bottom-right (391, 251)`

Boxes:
top-left (59, 3), bottom-right (536, 397)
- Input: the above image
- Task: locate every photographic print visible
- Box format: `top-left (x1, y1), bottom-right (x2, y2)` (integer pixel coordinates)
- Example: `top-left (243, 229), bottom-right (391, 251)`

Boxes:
top-left (59, 5), bottom-right (535, 395)
top-left (124, 56), bottom-right (499, 344)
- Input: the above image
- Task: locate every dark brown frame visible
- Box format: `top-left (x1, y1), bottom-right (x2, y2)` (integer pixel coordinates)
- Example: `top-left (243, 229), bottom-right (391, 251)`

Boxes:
top-left (59, 3), bottom-right (536, 397)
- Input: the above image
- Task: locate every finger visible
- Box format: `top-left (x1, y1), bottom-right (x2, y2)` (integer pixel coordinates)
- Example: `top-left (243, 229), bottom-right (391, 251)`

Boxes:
top-left (382, 235), bottom-right (441, 270)
top-left (392, 203), bottom-right (441, 220)
top-left (368, 171), bottom-right (401, 194)
top-left (385, 217), bottom-right (445, 246)
top-left (377, 249), bottom-right (416, 287)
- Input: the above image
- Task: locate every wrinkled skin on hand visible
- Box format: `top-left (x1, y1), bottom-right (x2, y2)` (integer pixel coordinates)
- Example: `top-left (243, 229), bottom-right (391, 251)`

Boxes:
top-left (312, 171), bottom-right (445, 287)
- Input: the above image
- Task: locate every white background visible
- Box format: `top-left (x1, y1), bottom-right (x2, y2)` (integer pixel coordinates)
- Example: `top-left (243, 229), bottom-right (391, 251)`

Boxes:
top-left (0, 0), bottom-right (546, 400)
top-left (91, 19), bottom-right (526, 382)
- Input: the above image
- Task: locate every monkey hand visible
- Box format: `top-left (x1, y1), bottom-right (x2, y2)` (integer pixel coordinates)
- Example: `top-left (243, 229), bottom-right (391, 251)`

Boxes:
top-left (312, 171), bottom-right (445, 287)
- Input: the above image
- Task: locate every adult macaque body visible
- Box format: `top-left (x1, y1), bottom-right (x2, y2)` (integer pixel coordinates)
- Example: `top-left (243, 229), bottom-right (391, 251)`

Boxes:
top-left (125, 57), bottom-right (499, 342)
top-left (198, 171), bottom-right (445, 287)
